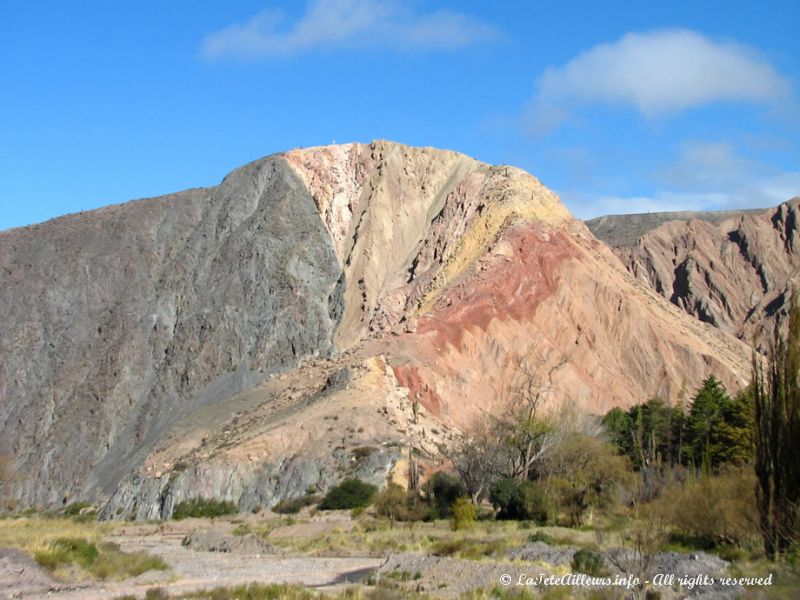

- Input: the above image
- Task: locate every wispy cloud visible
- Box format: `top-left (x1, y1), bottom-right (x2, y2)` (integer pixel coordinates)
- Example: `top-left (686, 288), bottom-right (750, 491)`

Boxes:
top-left (202, 0), bottom-right (499, 60)
top-left (566, 140), bottom-right (800, 219)
top-left (656, 140), bottom-right (800, 209)
top-left (527, 29), bottom-right (793, 134)
top-left (657, 140), bottom-right (769, 190)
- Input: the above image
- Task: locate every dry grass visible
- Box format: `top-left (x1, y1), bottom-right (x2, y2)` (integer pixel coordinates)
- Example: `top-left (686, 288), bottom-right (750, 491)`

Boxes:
top-left (0, 515), bottom-right (166, 581)
top-left (259, 517), bottom-right (613, 558)
top-left (0, 514), bottom-right (120, 556)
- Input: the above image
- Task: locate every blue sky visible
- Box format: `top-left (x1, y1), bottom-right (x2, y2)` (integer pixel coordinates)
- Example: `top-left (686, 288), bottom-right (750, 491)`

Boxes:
top-left (1, 0), bottom-right (798, 230)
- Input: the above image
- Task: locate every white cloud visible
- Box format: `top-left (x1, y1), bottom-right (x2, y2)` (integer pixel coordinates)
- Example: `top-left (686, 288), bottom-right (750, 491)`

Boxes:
top-left (202, 0), bottom-right (499, 59)
top-left (528, 29), bottom-right (793, 134)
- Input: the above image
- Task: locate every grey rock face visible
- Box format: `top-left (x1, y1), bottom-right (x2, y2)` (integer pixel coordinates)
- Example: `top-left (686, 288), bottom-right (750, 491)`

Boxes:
top-left (101, 446), bottom-right (398, 520)
top-left (0, 155), bottom-right (343, 507)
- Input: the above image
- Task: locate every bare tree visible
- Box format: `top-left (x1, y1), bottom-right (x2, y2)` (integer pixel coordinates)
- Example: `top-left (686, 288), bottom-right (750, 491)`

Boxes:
top-left (619, 502), bottom-right (670, 600)
top-left (498, 359), bottom-right (561, 480)
top-left (447, 351), bottom-right (572, 501)
top-left (449, 414), bottom-right (504, 503)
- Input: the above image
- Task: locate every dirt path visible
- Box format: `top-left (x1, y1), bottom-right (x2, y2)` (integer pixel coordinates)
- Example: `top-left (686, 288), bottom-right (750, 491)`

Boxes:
top-left (5, 533), bottom-right (384, 600)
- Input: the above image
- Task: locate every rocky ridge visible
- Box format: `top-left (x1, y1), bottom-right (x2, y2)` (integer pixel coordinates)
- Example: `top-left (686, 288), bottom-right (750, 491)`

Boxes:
top-left (587, 199), bottom-right (800, 345)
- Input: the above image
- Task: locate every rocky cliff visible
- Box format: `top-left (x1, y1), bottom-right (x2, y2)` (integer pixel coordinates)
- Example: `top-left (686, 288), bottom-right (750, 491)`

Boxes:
top-left (587, 199), bottom-right (800, 345)
top-left (0, 142), bottom-right (751, 517)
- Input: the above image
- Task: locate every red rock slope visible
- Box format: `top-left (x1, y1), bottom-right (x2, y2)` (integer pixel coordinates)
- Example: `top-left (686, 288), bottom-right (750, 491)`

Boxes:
top-left (285, 142), bottom-right (750, 427)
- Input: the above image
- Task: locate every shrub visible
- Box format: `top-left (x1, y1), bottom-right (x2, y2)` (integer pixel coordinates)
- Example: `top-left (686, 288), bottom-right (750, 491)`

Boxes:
top-left (35, 537), bottom-right (98, 569)
top-left (172, 498), bottom-right (238, 520)
top-left (450, 497), bottom-right (477, 531)
top-left (272, 494), bottom-right (321, 514)
top-left (655, 469), bottom-right (760, 549)
top-left (34, 538), bottom-right (167, 580)
top-left (351, 446), bottom-right (378, 461)
top-left (319, 479), bottom-right (377, 510)
top-left (91, 542), bottom-right (168, 580)
top-left (431, 537), bottom-right (506, 559)
top-left (424, 472), bottom-right (465, 518)
top-left (374, 483), bottom-right (406, 519)
top-left (528, 531), bottom-right (557, 545)
top-left (373, 483), bottom-right (428, 524)
top-left (63, 502), bottom-right (92, 516)
top-left (571, 548), bottom-right (607, 577)
top-left (540, 434), bottom-right (632, 527)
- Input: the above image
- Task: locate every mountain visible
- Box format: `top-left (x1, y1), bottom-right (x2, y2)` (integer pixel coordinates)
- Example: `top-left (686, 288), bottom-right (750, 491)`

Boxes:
top-left (0, 141), bottom-right (750, 518)
top-left (586, 199), bottom-right (800, 345)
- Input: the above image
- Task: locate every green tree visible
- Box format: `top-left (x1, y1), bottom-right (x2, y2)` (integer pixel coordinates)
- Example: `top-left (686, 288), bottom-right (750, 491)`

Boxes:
top-left (603, 398), bottom-right (684, 470)
top-left (753, 304), bottom-right (800, 560)
top-left (489, 478), bottom-right (549, 523)
top-left (714, 386), bottom-right (755, 466)
top-left (684, 377), bottom-right (754, 471)
top-left (685, 377), bottom-right (732, 469)
top-left (639, 398), bottom-right (683, 469)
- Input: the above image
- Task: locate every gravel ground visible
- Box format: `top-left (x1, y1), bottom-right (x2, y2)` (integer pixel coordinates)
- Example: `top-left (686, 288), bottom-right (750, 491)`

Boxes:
top-left (377, 547), bottom-right (746, 599)
top-left (0, 547), bottom-right (65, 600)
top-left (378, 551), bottom-right (516, 597)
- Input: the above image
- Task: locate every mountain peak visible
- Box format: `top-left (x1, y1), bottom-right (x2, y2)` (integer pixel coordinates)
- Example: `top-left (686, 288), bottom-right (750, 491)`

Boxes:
top-left (0, 145), bottom-right (748, 516)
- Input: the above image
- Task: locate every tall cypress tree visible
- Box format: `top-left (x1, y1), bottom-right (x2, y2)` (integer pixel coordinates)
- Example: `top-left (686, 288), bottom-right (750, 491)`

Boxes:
top-left (753, 303), bottom-right (800, 560)
top-left (685, 376), bottom-right (731, 470)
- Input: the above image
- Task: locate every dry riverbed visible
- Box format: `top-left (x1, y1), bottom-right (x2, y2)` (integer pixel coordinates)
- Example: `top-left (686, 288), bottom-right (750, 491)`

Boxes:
top-left (2, 513), bottom-right (791, 599)
top-left (2, 528), bottom-right (383, 599)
